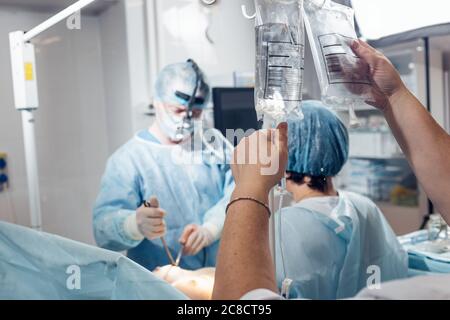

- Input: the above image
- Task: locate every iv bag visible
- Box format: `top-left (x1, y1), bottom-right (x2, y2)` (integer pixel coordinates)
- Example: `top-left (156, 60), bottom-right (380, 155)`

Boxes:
top-left (303, 0), bottom-right (375, 110)
top-left (254, 0), bottom-right (305, 127)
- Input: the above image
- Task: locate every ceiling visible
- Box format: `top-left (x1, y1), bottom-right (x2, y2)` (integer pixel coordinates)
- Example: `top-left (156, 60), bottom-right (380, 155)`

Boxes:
top-left (0, 0), bottom-right (116, 15)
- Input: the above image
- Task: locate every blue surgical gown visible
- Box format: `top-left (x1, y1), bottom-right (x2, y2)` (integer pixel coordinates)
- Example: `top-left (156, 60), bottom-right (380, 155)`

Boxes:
top-left (93, 130), bottom-right (234, 271)
top-left (0, 221), bottom-right (187, 300)
top-left (275, 191), bottom-right (408, 299)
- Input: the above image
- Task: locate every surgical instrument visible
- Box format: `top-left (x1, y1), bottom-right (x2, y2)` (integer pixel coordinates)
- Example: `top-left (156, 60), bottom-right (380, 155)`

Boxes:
top-left (144, 200), bottom-right (177, 266)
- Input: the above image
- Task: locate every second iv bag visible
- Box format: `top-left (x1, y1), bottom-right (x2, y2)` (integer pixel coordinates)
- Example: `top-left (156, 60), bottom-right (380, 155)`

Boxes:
top-left (303, 0), bottom-right (376, 128)
top-left (254, 0), bottom-right (305, 126)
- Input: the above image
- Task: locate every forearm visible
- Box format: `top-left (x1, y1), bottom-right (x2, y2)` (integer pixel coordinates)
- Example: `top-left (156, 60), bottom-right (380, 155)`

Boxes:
top-left (93, 209), bottom-right (142, 251)
top-left (385, 88), bottom-right (450, 218)
top-left (212, 187), bottom-right (277, 300)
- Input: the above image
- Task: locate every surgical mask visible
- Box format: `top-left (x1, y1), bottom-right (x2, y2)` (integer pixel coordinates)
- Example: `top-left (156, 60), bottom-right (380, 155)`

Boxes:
top-left (158, 106), bottom-right (195, 142)
top-left (164, 59), bottom-right (206, 142)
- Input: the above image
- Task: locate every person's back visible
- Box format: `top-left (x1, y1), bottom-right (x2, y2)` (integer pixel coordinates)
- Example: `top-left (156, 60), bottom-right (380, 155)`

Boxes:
top-left (275, 191), bottom-right (408, 299)
top-left (274, 101), bottom-right (408, 299)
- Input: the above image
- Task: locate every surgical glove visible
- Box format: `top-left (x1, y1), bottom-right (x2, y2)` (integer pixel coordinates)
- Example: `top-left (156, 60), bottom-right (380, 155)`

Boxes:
top-left (125, 196), bottom-right (166, 241)
top-left (179, 223), bottom-right (218, 256)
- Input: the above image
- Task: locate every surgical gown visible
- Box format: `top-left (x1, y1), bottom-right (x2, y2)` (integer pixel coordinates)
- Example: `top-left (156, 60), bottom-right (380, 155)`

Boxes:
top-left (93, 129), bottom-right (234, 271)
top-left (275, 191), bottom-right (408, 300)
top-left (0, 221), bottom-right (187, 300)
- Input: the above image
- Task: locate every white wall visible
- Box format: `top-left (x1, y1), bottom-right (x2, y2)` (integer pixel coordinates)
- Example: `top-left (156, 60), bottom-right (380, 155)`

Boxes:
top-left (99, 1), bottom-right (134, 153)
top-left (99, 0), bottom-right (151, 152)
top-left (0, 5), bottom-right (109, 244)
top-left (151, 0), bottom-right (255, 88)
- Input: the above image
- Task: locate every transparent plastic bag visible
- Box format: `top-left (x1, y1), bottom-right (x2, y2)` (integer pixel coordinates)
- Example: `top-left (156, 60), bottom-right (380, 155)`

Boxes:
top-left (303, 0), bottom-right (375, 123)
top-left (254, 0), bottom-right (305, 127)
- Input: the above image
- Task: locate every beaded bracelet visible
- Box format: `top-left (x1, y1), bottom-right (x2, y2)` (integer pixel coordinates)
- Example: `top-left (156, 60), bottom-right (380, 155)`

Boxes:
top-left (226, 197), bottom-right (271, 218)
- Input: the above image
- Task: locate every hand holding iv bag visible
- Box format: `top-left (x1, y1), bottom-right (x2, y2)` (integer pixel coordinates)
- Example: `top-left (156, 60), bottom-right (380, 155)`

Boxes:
top-left (303, 0), bottom-right (376, 126)
top-left (254, 0), bottom-right (305, 127)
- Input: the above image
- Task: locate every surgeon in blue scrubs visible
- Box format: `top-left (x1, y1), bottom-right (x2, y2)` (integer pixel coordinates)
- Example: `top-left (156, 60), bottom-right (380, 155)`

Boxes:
top-left (93, 60), bottom-right (234, 271)
top-left (275, 100), bottom-right (408, 299)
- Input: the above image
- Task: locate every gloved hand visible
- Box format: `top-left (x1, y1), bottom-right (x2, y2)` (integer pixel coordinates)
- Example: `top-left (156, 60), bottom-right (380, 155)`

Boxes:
top-left (179, 224), bottom-right (217, 256)
top-left (125, 196), bottom-right (166, 241)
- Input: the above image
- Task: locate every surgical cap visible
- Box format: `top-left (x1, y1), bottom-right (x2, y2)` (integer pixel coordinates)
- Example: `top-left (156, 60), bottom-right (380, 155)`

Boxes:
top-left (287, 100), bottom-right (349, 177)
top-left (154, 62), bottom-right (210, 109)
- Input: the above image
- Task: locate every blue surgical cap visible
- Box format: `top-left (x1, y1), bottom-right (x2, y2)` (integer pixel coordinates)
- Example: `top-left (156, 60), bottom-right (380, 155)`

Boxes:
top-left (287, 100), bottom-right (349, 177)
top-left (154, 62), bottom-right (210, 108)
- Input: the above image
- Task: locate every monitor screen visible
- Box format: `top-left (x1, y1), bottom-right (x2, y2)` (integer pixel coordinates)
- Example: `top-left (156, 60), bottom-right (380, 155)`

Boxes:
top-left (212, 88), bottom-right (259, 145)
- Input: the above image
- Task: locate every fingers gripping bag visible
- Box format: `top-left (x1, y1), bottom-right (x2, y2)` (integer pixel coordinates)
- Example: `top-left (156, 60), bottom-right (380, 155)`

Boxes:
top-left (254, 0), bottom-right (305, 128)
top-left (303, 0), bottom-right (376, 126)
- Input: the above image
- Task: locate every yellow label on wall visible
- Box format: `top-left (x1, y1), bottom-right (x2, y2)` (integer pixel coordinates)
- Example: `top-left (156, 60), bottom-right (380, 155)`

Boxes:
top-left (24, 62), bottom-right (34, 81)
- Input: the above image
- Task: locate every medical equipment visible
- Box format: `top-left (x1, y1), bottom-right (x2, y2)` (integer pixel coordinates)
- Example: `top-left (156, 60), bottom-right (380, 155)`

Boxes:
top-left (0, 153), bottom-right (8, 192)
top-left (427, 214), bottom-right (449, 241)
top-left (254, 0), bottom-right (305, 127)
top-left (303, 0), bottom-right (375, 128)
top-left (175, 245), bottom-right (184, 267)
top-left (154, 61), bottom-right (209, 142)
top-left (8, 0), bottom-right (99, 230)
top-left (174, 59), bottom-right (206, 142)
top-left (399, 230), bottom-right (450, 275)
top-left (143, 200), bottom-right (184, 267)
top-left (249, 0), bottom-right (305, 297)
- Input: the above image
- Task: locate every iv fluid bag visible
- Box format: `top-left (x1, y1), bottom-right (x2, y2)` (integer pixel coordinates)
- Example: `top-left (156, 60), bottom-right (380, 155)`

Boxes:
top-left (304, 0), bottom-right (375, 110)
top-left (255, 0), bottom-right (305, 125)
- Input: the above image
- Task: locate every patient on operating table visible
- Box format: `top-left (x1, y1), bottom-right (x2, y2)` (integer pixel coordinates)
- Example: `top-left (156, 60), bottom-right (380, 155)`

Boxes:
top-left (153, 265), bottom-right (215, 300)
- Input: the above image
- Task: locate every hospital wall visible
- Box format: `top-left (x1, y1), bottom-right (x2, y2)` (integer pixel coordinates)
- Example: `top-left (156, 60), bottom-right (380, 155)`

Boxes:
top-left (0, 5), bottom-right (109, 244)
top-left (100, 0), bottom-right (151, 154)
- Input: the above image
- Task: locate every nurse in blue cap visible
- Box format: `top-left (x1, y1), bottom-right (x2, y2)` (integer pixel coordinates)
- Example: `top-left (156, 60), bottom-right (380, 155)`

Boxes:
top-left (275, 100), bottom-right (408, 299)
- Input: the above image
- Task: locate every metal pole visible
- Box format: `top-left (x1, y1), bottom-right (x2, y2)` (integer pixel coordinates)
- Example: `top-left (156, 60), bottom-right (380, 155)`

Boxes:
top-left (24, 0), bottom-right (96, 42)
top-left (12, 0), bottom-right (97, 230)
top-left (21, 110), bottom-right (42, 230)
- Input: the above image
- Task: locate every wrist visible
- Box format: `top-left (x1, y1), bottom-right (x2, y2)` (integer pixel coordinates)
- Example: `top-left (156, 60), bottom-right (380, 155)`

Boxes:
top-left (124, 213), bottom-right (145, 241)
top-left (232, 184), bottom-right (270, 203)
top-left (202, 222), bottom-right (220, 243)
top-left (386, 84), bottom-right (410, 113)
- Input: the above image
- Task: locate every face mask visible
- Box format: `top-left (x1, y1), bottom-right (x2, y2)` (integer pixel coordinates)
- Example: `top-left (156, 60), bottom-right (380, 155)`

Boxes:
top-left (158, 106), bottom-right (196, 142)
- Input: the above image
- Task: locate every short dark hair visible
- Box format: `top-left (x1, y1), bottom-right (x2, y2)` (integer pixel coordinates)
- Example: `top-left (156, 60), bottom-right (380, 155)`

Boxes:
top-left (286, 171), bottom-right (328, 193)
